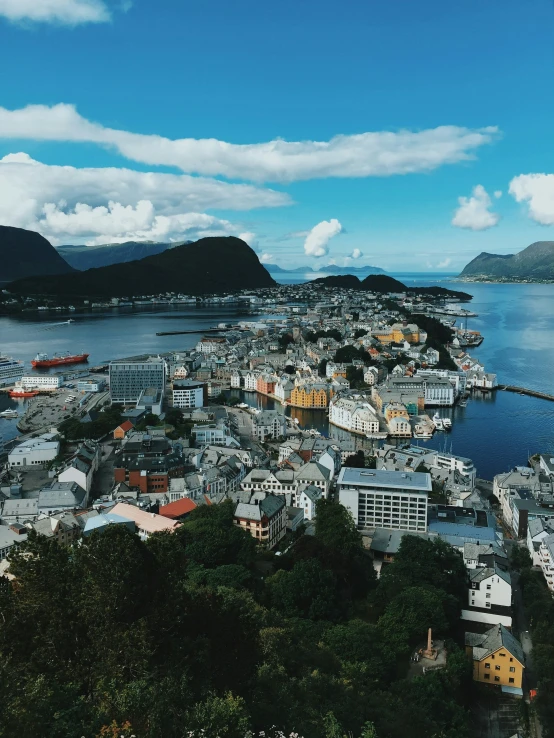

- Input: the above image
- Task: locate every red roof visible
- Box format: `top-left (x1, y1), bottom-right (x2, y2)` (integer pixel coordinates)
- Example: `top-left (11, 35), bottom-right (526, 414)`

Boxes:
top-left (118, 420), bottom-right (134, 432)
top-left (159, 497), bottom-right (197, 519)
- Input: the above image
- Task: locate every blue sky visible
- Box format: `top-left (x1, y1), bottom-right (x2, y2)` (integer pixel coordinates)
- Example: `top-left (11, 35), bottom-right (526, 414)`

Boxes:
top-left (1, 0), bottom-right (554, 272)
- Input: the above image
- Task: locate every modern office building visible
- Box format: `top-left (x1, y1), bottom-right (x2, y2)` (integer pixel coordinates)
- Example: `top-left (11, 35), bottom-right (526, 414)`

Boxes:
top-left (337, 467), bottom-right (431, 532)
top-left (173, 379), bottom-right (205, 409)
top-left (109, 357), bottom-right (166, 404)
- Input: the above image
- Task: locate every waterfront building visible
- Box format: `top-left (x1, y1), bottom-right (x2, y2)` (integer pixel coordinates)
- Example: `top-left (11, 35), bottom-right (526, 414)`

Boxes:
top-left (173, 379), bottom-right (205, 409)
top-left (337, 467), bottom-right (431, 531)
top-left (109, 357), bottom-right (166, 404)
top-left (527, 518), bottom-right (554, 566)
top-left (19, 375), bottom-right (63, 389)
top-left (256, 373), bottom-right (277, 396)
top-left (423, 378), bottom-right (455, 406)
top-left (329, 396), bottom-right (380, 435)
top-left (289, 382), bottom-right (329, 409)
top-left (195, 337), bottom-right (227, 354)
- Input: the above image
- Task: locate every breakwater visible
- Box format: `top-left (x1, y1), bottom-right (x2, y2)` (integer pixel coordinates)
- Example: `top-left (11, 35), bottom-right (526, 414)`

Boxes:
top-left (499, 385), bottom-right (554, 402)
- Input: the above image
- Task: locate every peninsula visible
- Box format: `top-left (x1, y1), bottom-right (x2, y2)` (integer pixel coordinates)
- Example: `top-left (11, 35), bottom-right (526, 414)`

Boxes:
top-left (460, 241), bottom-right (554, 282)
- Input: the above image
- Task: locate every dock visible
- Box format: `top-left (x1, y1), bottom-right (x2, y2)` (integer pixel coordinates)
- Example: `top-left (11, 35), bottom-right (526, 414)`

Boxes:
top-left (156, 328), bottom-right (228, 336)
top-left (499, 385), bottom-right (554, 402)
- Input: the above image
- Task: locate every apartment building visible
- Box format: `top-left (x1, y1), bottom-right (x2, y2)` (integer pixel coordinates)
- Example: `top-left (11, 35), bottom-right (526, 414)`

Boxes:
top-left (172, 379), bottom-right (205, 409)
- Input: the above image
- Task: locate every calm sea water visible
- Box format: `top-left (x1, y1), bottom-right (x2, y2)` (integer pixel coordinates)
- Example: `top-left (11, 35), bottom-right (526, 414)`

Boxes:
top-left (1, 276), bottom-right (554, 479)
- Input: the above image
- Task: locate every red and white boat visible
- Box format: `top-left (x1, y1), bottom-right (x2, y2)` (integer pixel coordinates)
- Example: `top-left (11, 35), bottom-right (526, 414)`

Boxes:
top-left (31, 352), bottom-right (89, 368)
top-left (9, 389), bottom-right (39, 398)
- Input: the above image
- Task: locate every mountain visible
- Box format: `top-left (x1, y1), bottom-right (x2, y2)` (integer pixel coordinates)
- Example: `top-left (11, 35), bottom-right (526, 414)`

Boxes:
top-left (58, 240), bottom-right (189, 271)
top-left (266, 263), bottom-right (386, 276)
top-left (0, 226), bottom-right (74, 283)
top-left (7, 236), bottom-right (276, 297)
top-left (460, 242), bottom-right (554, 280)
top-left (360, 274), bottom-right (407, 292)
top-left (312, 275), bottom-right (362, 288)
top-left (310, 273), bottom-right (472, 300)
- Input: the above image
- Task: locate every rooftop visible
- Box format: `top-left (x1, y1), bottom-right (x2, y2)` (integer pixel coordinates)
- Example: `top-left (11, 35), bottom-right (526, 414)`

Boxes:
top-left (337, 467), bottom-right (432, 492)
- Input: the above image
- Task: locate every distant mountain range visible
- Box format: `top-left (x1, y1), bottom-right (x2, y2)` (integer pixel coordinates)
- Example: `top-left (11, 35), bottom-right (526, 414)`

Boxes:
top-left (460, 241), bottom-right (554, 280)
top-left (313, 273), bottom-right (472, 300)
top-left (7, 236), bottom-right (276, 297)
top-left (57, 240), bottom-right (190, 271)
top-left (266, 263), bottom-right (386, 276)
top-left (0, 225), bottom-right (74, 283)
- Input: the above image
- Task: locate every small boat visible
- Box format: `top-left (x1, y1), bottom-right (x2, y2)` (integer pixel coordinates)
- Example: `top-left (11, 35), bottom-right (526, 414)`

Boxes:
top-left (0, 409), bottom-right (19, 418)
top-left (9, 389), bottom-right (39, 398)
top-left (443, 418), bottom-right (452, 430)
top-left (432, 413), bottom-right (444, 431)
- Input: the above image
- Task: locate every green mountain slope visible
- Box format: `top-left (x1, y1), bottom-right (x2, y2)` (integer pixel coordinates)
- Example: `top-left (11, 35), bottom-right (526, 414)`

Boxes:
top-left (7, 236), bottom-right (276, 297)
top-left (460, 241), bottom-right (554, 279)
top-left (0, 226), bottom-right (74, 283)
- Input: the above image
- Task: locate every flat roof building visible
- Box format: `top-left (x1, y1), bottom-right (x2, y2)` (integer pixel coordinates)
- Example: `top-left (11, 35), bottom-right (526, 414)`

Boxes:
top-left (109, 357), bottom-right (166, 404)
top-left (337, 467), bottom-right (431, 532)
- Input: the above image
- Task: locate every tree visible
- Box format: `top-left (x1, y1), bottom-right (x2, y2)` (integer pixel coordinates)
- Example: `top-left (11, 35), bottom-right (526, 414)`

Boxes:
top-left (318, 358), bottom-right (328, 377)
top-left (354, 329), bottom-right (368, 339)
top-left (315, 498), bottom-right (363, 554)
top-left (284, 364), bottom-right (296, 375)
top-left (344, 450), bottom-right (366, 468)
top-left (266, 559), bottom-right (340, 620)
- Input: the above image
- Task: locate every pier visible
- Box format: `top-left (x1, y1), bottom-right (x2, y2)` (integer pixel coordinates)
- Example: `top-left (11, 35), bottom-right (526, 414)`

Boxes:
top-left (499, 385), bottom-right (554, 402)
top-left (155, 328), bottom-right (229, 336)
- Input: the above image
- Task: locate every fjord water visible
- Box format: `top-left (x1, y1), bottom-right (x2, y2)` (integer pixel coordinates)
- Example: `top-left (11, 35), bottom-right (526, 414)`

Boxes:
top-left (1, 278), bottom-right (554, 478)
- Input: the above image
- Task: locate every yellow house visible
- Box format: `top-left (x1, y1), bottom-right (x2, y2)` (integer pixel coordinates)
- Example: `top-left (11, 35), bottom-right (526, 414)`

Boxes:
top-left (465, 625), bottom-right (525, 692)
top-left (384, 402), bottom-right (409, 422)
top-left (391, 322), bottom-right (420, 344)
top-left (289, 384), bottom-right (329, 409)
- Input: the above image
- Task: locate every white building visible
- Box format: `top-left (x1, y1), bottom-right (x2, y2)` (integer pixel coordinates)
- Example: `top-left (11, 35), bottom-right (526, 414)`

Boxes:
top-left (241, 461), bottom-right (331, 506)
top-left (173, 379), bottom-right (205, 409)
top-left (77, 379), bottom-right (105, 393)
top-left (19, 375), bottom-right (63, 389)
top-left (337, 467), bottom-right (431, 532)
top-left (244, 371), bottom-right (259, 391)
top-left (8, 433), bottom-right (60, 468)
top-left (424, 378), bottom-right (455, 406)
top-left (251, 410), bottom-right (287, 441)
top-left (387, 416), bottom-right (412, 437)
top-left (469, 565), bottom-right (512, 610)
top-left (196, 337), bottom-right (227, 354)
top-left (363, 367), bottom-right (379, 386)
top-left (527, 518), bottom-right (554, 566)
top-left (298, 484), bottom-right (322, 520)
top-left (57, 441), bottom-right (99, 495)
top-left (329, 396), bottom-right (380, 436)
top-left (538, 533), bottom-right (554, 592)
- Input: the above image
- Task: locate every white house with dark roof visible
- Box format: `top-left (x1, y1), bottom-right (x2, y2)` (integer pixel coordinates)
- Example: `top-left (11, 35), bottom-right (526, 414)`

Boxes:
top-left (468, 564), bottom-right (512, 610)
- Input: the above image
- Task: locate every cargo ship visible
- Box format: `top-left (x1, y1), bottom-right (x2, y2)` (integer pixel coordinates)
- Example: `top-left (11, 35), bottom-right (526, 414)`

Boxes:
top-left (31, 352), bottom-right (89, 368)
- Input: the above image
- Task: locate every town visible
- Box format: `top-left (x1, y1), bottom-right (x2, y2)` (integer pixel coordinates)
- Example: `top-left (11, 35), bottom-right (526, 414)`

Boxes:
top-left (0, 280), bottom-right (552, 738)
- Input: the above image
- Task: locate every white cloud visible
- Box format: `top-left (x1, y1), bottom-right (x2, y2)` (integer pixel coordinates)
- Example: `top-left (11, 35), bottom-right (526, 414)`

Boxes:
top-left (452, 185), bottom-right (500, 231)
top-left (494, 190), bottom-right (502, 199)
top-left (259, 253), bottom-right (274, 263)
top-left (238, 231), bottom-right (258, 249)
top-left (350, 248), bottom-right (363, 259)
top-left (0, 104), bottom-right (499, 183)
top-left (437, 258), bottom-right (452, 268)
top-left (0, 0), bottom-right (110, 25)
top-left (509, 174), bottom-right (554, 225)
top-left (304, 219), bottom-right (342, 258)
top-left (0, 153), bottom-right (288, 245)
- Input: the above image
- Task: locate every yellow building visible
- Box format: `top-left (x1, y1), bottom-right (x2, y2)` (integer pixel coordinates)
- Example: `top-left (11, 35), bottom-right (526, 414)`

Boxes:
top-left (375, 322), bottom-right (420, 345)
top-left (465, 625), bottom-right (525, 691)
top-left (290, 384), bottom-right (329, 409)
top-left (384, 402), bottom-right (410, 423)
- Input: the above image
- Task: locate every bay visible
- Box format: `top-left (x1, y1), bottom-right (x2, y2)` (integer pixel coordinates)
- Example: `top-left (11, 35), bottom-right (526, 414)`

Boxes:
top-left (1, 278), bottom-right (554, 479)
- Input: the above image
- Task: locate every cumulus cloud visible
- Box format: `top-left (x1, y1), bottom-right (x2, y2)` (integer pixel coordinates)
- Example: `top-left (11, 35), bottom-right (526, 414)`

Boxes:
top-left (494, 190), bottom-right (502, 199)
top-left (437, 258), bottom-right (452, 268)
top-left (304, 219), bottom-right (342, 258)
top-left (0, 0), bottom-right (110, 25)
top-left (238, 231), bottom-right (258, 249)
top-left (0, 104), bottom-right (499, 183)
top-left (0, 153), bottom-right (288, 245)
top-left (259, 253), bottom-right (274, 263)
top-left (350, 248), bottom-right (363, 259)
top-left (509, 174), bottom-right (554, 225)
top-left (452, 185), bottom-right (500, 231)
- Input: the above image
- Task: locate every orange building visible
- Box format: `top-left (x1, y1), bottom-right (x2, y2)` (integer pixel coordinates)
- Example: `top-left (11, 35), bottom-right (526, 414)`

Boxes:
top-left (114, 420), bottom-right (134, 440)
top-left (257, 374), bottom-right (277, 396)
top-left (289, 384), bottom-right (329, 409)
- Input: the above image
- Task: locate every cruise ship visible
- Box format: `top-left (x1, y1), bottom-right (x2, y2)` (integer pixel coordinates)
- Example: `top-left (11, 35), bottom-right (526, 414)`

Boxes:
top-left (0, 354), bottom-right (24, 388)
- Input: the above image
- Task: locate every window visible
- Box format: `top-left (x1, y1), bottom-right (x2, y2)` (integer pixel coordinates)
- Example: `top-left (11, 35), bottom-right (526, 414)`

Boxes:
top-left (484, 663), bottom-right (490, 669)
top-left (509, 678), bottom-right (515, 684)
top-left (509, 657), bottom-right (513, 662)
top-left (494, 676), bottom-right (500, 682)
top-left (486, 593), bottom-right (491, 599)
top-left (495, 665), bottom-right (500, 671)
top-left (499, 652), bottom-right (506, 657)
top-left (509, 666), bottom-right (515, 673)
top-left (486, 584), bottom-right (492, 590)
top-left (484, 673), bottom-right (490, 680)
